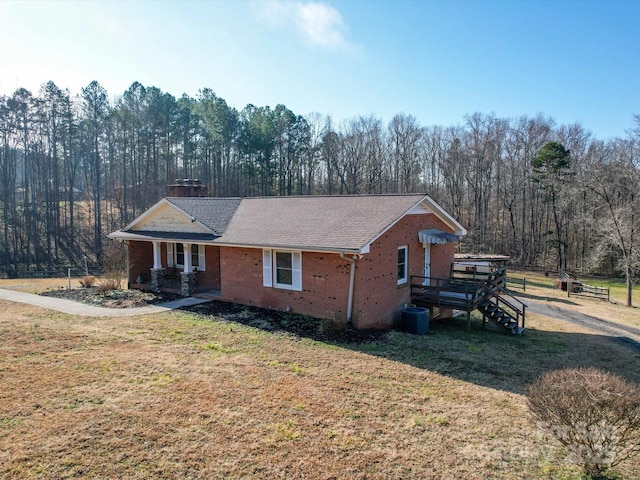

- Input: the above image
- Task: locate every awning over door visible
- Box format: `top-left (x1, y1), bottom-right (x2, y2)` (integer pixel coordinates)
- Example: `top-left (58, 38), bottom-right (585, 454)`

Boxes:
top-left (418, 229), bottom-right (460, 245)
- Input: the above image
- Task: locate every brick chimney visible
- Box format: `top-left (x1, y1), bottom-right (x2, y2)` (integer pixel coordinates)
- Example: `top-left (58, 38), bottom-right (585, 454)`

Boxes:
top-left (168, 179), bottom-right (209, 197)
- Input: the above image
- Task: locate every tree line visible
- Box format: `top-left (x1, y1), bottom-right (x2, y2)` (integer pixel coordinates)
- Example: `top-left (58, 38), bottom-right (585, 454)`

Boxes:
top-left (0, 80), bottom-right (638, 302)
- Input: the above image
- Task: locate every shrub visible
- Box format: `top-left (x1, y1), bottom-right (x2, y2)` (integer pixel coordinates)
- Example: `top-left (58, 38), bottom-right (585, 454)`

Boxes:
top-left (101, 241), bottom-right (127, 292)
top-left (97, 278), bottom-right (121, 295)
top-left (318, 316), bottom-right (346, 336)
top-left (79, 276), bottom-right (96, 288)
top-left (527, 367), bottom-right (640, 478)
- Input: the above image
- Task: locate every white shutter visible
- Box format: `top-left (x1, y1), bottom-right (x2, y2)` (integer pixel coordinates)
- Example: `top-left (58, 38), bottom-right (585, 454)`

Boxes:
top-left (198, 244), bottom-right (206, 271)
top-left (262, 249), bottom-right (272, 287)
top-left (292, 251), bottom-right (302, 291)
top-left (167, 243), bottom-right (174, 267)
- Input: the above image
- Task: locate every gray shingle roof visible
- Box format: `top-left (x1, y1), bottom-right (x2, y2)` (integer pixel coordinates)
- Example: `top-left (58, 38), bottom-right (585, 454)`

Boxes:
top-left (112, 194), bottom-right (463, 253)
top-left (219, 194), bottom-right (426, 251)
top-left (165, 197), bottom-right (242, 235)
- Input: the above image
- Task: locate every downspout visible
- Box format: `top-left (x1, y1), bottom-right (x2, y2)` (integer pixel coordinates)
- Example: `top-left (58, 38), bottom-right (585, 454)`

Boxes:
top-left (340, 252), bottom-right (360, 323)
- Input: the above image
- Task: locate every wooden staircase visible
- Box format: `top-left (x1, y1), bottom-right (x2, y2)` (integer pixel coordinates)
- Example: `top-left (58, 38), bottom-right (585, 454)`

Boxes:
top-left (476, 270), bottom-right (526, 335)
top-left (477, 285), bottom-right (526, 335)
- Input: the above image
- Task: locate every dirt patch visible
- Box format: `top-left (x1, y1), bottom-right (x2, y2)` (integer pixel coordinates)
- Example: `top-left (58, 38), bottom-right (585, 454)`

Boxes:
top-left (40, 288), bottom-right (180, 308)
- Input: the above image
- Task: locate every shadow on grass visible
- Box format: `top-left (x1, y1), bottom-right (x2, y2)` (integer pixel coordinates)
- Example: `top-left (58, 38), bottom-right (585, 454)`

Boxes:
top-left (181, 301), bottom-right (640, 395)
top-left (347, 314), bottom-right (640, 394)
top-left (512, 278), bottom-right (555, 289)
top-left (512, 290), bottom-right (579, 306)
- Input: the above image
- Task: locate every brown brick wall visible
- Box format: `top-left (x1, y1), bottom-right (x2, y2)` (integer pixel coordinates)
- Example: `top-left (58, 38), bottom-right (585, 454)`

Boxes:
top-left (127, 241), bottom-right (153, 283)
top-left (220, 247), bottom-right (351, 321)
top-left (197, 245), bottom-right (221, 289)
top-left (218, 213), bottom-right (457, 329)
top-left (351, 214), bottom-right (456, 329)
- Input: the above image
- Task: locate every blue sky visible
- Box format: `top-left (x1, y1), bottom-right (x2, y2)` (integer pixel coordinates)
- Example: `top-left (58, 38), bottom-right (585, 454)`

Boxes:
top-left (1, 0), bottom-right (638, 139)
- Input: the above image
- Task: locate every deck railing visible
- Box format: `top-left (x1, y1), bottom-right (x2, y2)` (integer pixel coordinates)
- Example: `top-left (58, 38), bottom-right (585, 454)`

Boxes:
top-left (410, 276), bottom-right (484, 310)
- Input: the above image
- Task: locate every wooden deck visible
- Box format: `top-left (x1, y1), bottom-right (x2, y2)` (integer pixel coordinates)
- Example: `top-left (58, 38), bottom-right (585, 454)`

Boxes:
top-left (410, 277), bottom-right (484, 330)
top-left (410, 277), bottom-right (483, 310)
top-left (410, 274), bottom-right (526, 334)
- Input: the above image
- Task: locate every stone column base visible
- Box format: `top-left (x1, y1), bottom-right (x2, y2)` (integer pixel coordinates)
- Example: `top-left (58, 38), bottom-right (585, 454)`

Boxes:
top-left (181, 271), bottom-right (196, 296)
top-left (150, 268), bottom-right (165, 292)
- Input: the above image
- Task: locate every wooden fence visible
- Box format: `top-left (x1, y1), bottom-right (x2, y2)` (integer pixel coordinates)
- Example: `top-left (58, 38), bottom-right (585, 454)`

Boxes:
top-left (559, 269), bottom-right (610, 301)
top-left (568, 282), bottom-right (610, 301)
top-left (506, 277), bottom-right (526, 291)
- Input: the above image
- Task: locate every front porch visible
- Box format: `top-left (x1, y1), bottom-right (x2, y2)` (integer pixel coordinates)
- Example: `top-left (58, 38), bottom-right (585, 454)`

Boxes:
top-left (127, 239), bottom-right (221, 297)
top-left (130, 274), bottom-right (221, 300)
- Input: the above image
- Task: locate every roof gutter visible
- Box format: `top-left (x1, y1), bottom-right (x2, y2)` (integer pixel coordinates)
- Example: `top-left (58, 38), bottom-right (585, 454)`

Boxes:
top-left (340, 252), bottom-right (360, 323)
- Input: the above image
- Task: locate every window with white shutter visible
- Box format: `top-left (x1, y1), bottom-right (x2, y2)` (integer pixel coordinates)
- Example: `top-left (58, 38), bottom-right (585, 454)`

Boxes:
top-left (263, 249), bottom-right (302, 291)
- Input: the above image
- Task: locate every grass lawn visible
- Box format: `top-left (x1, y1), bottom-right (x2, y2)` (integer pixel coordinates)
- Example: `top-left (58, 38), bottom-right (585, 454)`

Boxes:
top-left (508, 270), bottom-right (640, 329)
top-left (1, 282), bottom-right (640, 480)
top-left (507, 269), bottom-right (640, 304)
top-left (0, 276), bottom-right (115, 294)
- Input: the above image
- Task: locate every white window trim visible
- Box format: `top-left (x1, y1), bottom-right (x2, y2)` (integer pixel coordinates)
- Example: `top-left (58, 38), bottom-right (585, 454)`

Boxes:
top-left (170, 243), bottom-right (206, 271)
top-left (263, 249), bottom-right (302, 291)
top-left (398, 245), bottom-right (408, 285)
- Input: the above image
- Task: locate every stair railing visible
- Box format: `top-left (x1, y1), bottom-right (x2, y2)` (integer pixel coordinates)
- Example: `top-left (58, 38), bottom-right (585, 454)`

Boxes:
top-left (481, 283), bottom-right (527, 332)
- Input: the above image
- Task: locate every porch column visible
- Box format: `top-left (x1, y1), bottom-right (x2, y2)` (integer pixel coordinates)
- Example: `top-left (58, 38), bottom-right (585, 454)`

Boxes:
top-left (183, 243), bottom-right (193, 273)
top-left (150, 241), bottom-right (165, 292)
top-left (152, 241), bottom-right (162, 269)
top-left (181, 242), bottom-right (196, 296)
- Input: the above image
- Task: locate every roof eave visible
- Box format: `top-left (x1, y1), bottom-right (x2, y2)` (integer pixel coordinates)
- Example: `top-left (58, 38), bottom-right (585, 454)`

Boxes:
top-left (421, 195), bottom-right (467, 236)
top-left (360, 194), bottom-right (467, 251)
top-left (107, 230), bottom-right (218, 244)
top-left (118, 198), bottom-right (169, 232)
top-left (213, 240), bottom-right (364, 255)
top-left (109, 232), bottom-right (365, 254)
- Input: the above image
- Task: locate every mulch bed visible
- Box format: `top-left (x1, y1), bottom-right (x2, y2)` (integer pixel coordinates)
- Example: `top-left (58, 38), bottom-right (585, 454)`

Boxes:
top-left (40, 288), bottom-right (180, 308)
top-left (181, 300), bottom-right (388, 344)
top-left (40, 288), bottom-right (387, 344)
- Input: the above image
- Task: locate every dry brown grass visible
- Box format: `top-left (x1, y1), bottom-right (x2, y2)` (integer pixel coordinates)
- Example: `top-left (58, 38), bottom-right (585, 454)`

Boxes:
top-left (1, 276), bottom-right (640, 479)
top-left (0, 277), bottom-right (120, 295)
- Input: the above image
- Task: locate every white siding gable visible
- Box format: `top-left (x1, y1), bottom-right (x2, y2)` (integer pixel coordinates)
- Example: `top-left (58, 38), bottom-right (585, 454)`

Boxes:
top-left (131, 203), bottom-right (210, 234)
top-left (407, 204), bottom-right (431, 215)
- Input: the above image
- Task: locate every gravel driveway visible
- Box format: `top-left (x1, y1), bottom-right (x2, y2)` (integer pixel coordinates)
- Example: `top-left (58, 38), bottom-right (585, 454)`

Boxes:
top-left (526, 298), bottom-right (640, 353)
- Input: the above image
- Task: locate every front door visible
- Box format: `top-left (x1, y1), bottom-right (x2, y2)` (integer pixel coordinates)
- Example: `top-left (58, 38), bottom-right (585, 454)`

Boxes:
top-left (423, 244), bottom-right (431, 286)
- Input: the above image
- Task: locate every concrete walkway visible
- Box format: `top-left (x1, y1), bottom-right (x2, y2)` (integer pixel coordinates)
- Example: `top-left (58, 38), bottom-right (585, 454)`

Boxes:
top-left (0, 288), bottom-right (211, 317)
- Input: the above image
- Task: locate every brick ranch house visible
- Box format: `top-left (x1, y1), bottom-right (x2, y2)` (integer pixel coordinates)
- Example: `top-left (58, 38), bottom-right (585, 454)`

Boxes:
top-left (108, 190), bottom-right (467, 329)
